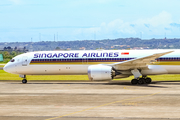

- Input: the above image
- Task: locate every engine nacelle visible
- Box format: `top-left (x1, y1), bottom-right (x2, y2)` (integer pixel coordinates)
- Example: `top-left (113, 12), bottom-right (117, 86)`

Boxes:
top-left (88, 65), bottom-right (113, 81)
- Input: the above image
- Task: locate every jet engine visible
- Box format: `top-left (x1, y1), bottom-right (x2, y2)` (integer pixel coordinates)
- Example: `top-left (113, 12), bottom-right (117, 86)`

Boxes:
top-left (88, 65), bottom-right (115, 81)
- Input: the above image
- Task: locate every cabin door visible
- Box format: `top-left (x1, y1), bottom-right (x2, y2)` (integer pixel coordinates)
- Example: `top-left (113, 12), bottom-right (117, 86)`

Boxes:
top-left (22, 56), bottom-right (28, 66)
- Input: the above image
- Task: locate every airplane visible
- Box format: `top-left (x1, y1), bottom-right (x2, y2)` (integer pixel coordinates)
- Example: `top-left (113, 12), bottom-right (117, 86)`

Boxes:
top-left (3, 49), bottom-right (179, 84)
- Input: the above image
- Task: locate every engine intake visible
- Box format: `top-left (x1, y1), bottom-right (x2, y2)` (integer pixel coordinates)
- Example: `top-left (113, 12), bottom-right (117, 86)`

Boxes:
top-left (88, 65), bottom-right (114, 81)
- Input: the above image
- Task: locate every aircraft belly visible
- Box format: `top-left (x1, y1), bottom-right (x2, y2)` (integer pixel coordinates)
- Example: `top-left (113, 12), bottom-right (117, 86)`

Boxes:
top-left (24, 65), bottom-right (89, 75)
top-left (160, 65), bottom-right (180, 74)
top-left (141, 65), bottom-right (180, 75)
top-left (141, 65), bottom-right (168, 75)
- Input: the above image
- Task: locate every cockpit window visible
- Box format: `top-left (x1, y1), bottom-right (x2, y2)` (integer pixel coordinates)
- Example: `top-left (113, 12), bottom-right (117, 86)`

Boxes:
top-left (10, 59), bottom-right (15, 62)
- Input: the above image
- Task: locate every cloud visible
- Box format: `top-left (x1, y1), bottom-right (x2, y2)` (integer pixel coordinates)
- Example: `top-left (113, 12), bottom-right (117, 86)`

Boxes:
top-left (74, 11), bottom-right (177, 39)
top-left (146, 11), bottom-right (172, 27)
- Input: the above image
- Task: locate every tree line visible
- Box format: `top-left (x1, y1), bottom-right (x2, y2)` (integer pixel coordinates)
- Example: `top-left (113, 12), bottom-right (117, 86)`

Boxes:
top-left (0, 51), bottom-right (23, 63)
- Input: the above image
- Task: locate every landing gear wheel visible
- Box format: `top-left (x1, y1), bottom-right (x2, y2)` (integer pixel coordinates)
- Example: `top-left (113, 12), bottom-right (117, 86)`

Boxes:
top-left (138, 78), bottom-right (144, 84)
top-left (131, 79), bottom-right (138, 85)
top-left (145, 77), bottom-right (152, 84)
top-left (22, 79), bottom-right (27, 84)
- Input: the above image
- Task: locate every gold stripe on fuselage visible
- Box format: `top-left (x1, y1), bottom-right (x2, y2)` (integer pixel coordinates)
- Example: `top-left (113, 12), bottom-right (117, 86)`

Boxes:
top-left (30, 61), bottom-right (180, 65)
top-left (150, 61), bottom-right (180, 65)
top-left (30, 62), bottom-right (117, 65)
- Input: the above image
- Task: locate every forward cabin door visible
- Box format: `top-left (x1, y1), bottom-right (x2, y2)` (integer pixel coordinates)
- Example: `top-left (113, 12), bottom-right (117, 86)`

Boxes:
top-left (22, 56), bottom-right (28, 66)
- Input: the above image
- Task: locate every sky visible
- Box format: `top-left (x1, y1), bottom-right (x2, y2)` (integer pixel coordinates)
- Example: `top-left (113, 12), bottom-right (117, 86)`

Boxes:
top-left (1, 0), bottom-right (180, 42)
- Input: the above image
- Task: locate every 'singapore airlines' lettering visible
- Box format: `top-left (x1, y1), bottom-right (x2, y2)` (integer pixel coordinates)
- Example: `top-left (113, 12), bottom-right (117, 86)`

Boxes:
top-left (82, 52), bottom-right (119, 57)
top-left (34, 52), bottom-right (120, 58)
top-left (34, 53), bottom-right (79, 58)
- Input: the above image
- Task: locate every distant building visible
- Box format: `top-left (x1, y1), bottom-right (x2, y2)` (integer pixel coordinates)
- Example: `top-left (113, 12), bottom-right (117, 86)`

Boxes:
top-left (0, 47), bottom-right (4, 51)
top-left (79, 47), bottom-right (86, 50)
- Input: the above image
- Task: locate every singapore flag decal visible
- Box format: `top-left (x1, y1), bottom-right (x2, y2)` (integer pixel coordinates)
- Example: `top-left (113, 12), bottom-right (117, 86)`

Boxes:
top-left (121, 52), bottom-right (129, 55)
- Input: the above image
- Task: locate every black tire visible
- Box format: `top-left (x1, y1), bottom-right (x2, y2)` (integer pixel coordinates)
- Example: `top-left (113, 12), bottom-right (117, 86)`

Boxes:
top-left (138, 78), bottom-right (144, 84)
top-left (22, 79), bottom-right (27, 84)
top-left (131, 79), bottom-right (138, 85)
top-left (145, 78), bottom-right (152, 84)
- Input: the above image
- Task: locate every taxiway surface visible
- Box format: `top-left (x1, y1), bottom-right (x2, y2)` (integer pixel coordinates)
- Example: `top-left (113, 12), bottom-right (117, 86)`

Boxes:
top-left (0, 80), bottom-right (180, 120)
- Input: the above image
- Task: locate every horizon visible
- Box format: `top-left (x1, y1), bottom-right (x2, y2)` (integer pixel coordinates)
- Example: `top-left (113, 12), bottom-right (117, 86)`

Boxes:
top-left (1, 37), bottom-right (180, 43)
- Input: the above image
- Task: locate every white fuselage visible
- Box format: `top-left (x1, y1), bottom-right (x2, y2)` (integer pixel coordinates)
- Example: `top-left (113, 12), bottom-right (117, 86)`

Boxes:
top-left (3, 49), bottom-right (180, 79)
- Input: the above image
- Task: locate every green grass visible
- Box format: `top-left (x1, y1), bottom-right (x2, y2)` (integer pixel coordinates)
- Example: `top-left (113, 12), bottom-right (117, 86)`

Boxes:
top-left (0, 63), bottom-right (5, 67)
top-left (0, 70), bottom-right (89, 80)
top-left (1, 69), bottom-right (180, 81)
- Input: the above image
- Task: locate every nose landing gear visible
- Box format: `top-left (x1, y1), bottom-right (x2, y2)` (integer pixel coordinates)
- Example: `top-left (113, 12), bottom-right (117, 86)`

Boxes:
top-left (22, 79), bottom-right (27, 84)
top-left (131, 77), bottom-right (152, 85)
top-left (19, 75), bottom-right (27, 84)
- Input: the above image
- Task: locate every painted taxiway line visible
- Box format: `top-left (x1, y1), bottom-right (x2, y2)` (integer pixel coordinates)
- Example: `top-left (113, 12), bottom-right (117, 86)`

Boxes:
top-left (45, 92), bottom-right (160, 120)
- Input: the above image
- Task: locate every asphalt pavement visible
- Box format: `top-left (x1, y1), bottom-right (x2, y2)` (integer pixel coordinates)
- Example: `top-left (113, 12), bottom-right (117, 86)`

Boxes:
top-left (0, 80), bottom-right (180, 120)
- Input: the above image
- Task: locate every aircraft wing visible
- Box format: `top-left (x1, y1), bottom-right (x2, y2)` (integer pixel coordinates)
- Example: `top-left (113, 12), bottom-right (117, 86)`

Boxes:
top-left (111, 51), bottom-right (174, 70)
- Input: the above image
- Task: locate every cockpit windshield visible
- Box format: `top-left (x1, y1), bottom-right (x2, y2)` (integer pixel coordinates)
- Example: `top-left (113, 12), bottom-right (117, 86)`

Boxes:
top-left (10, 59), bottom-right (15, 62)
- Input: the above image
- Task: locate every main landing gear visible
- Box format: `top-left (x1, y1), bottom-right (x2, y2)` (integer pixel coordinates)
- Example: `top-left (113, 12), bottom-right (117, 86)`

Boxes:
top-left (131, 77), bottom-right (152, 85)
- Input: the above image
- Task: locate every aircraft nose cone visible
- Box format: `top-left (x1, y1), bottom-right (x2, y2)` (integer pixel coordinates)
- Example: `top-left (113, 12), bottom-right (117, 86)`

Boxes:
top-left (3, 63), bottom-right (16, 74)
top-left (3, 65), bottom-right (8, 72)
top-left (3, 64), bottom-right (13, 73)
